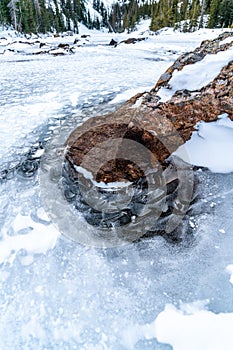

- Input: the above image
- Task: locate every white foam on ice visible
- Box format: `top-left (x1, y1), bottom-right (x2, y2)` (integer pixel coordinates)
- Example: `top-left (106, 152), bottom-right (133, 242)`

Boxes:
top-left (0, 212), bottom-right (60, 264)
top-left (226, 265), bottom-right (233, 284)
top-left (123, 302), bottom-right (233, 350)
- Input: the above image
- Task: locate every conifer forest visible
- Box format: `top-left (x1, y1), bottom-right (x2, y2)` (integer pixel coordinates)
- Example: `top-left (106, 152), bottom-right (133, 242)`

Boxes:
top-left (0, 0), bottom-right (232, 34)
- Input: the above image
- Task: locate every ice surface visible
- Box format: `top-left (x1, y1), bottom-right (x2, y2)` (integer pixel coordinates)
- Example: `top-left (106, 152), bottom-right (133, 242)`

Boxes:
top-left (1, 25), bottom-right (233, 349)
top-left (0, 36), bottom-right (173, 162)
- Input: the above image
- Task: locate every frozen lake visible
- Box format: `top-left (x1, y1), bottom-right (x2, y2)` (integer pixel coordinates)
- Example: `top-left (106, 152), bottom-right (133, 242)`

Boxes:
top-left (1, 27), bottom-right (233, 349)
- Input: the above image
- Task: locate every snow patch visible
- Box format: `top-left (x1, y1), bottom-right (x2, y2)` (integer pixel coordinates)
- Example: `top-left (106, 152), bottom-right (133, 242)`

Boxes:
top-left (220, 36), bottom-right (233, 46)
top-left (175, 115), bottom-right (233, 173)
top-left (123, 302), bottom-right (233, 350)
top-left (74, 165), bottom-right (132, 189)
top-left (226, 265), bottom-right (233, 284)
top-left (110, 86), bottom-right (151, 104)
top-left (132, 96), bottom-right (143, 108)
top-left (0, 213), bottom-right (59, 264)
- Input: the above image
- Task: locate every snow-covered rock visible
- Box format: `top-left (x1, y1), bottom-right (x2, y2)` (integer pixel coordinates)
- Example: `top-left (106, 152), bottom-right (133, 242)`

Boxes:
top-left (65, 31), bottom-right (233, 183)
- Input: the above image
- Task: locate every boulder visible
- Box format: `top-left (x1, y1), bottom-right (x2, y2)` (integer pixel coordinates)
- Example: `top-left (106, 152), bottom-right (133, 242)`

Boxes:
top-left (58, 43), bottom-right (70, 49)
top-left (62, 32), bottom-right (233, 239)
top-left (73, 38), bottom-right (80, 44)
top-left (65, 32), bottom-right (233, 184)
top-left (120, 37), bottom-right (146, 45)
top-left (109, 39), bottom-right (118, 46)
top-left (152, 31), bottom-right (233, 92)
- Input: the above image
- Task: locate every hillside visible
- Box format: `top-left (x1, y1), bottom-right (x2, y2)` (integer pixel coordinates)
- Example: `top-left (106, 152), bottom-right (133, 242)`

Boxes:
top-left (0, 0), bottom-right (232, 34)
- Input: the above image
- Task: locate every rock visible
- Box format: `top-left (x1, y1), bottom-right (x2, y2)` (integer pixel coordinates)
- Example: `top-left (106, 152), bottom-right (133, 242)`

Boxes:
top-left (81, 34), bottom-right (90, 38)
top-left (73, 38), bottom-right (80, 44)
top-left (109, 39), bottom-right (118, 46)
top-left (48, 48), bottom-right (67, 55)
top-left (48, 43), bottom-right (74, 55)
top-left (66, 31), bottom-right (74, 36)
top-left (61, 33), bottom-right (232, 241)
top-left (120, 37), bottom-right (146, 45)
top-left (151, 31), bottom-right (233, 92)
top-left (58, 43), bottom-right (70, 49)
top-left (65, 32), bottom-right (233, 185)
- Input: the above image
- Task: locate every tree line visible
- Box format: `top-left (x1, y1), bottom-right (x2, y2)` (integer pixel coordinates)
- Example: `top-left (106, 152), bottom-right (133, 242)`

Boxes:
top-left (0, 0), bottom-right (232, 34)
top-left (150, 0), bottom-right (233, 32)
top-left (1, 0), bottom-right (94, 33)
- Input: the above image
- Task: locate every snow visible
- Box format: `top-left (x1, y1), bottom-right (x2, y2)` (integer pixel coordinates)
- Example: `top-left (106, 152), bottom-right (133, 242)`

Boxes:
top-left (85, 1), bottom-right (103, 20)
top-left (220, 36), bottom-right (233, 46)
top-left (0, 213), bottom-right (59, 264)
top-left (85, 0), bottom-right (113, 11)
top-left (158, 45), bottom-right (233, 102)
top-left (123, 302), bottom-right (233, 350)
top-left (109, 85), bottom-right (151, 104)
top-left (1, 27), bottom-right (206, 163)
top-left (74, 165), bottom-right (132, 188)
top-left (226, 265), bottom-right (233, 284)
top-left (1, 22), bottom-right (233, 350)
top-left (175, 114), bottom-right (233, 173)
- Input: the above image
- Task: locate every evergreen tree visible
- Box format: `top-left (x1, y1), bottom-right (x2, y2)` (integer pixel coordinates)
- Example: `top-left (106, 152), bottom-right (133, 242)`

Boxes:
top-left (219, 0), bottom-right (233, 27)
top-left (189, 0), bottom-right (200, 31)
top-left (100, 1), bottom-right (108, 27)
top-left (179, 0), bottom-right (189, 20)
top-left (53, 0), bottom-right (65, 32)
top-left (1, 0), bottom-right (232, 34)
top-left (150, 0), bottom-right (177, 31)
top-left (0, 0), bottom-right (11, 26)
top-left (208, 0), bottom-right (220, 27)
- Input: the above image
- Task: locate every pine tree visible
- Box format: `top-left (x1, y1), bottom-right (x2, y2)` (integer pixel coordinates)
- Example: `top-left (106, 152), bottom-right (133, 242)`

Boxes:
top-left (171, 0), bottom-right (179, 24)
top-left (109, 2), bottom-right (122, 32)
top-left (208, 0), bottom-right (220, 27)
top-left (100, 1), bottom-right (108, 27)
top-left (150, 0), bottom-right (178, 31)
top-left (87, 10), bottom-right (92, 29)
top-left (2, 0), bottom-right (232, 34)
top-left (189, 0), bottom-right (200, 31)
top-left (179, 0), bottom-right (189, 21)
top-left (219, 0), bottom-right (233, 27)
top-left (0, 0), bottom-right (11, 26)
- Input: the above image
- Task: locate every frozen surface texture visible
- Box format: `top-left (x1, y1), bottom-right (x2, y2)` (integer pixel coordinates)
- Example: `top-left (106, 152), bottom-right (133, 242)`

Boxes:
top-left (1, 24), bottom-right (233, 349)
